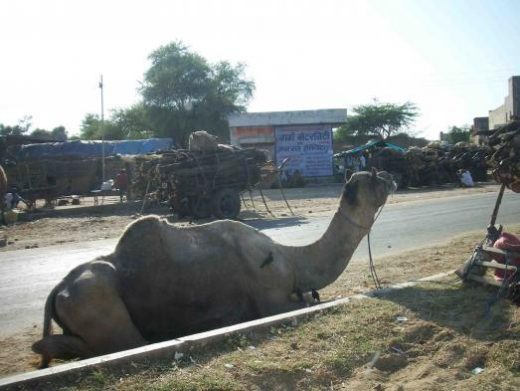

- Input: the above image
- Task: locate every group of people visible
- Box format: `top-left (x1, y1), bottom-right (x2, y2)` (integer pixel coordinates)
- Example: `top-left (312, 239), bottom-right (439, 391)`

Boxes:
top-left (343, 152), bottom-right (367, 173)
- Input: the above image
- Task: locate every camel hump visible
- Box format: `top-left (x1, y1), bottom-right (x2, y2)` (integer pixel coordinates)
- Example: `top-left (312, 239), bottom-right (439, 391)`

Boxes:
top-left (116, 215), bottom-right (164, 253)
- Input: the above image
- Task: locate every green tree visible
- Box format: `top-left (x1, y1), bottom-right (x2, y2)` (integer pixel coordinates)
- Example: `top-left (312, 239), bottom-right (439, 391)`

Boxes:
top-left (336, 101), bottom-right (418, 141)
top-left (140, 41), bottom-right (254, 145)
top-left (30, 128), bottom-right (52, 139)
top-left (79, 114), bottom-right (124, 140)
top-left (0, 116), bottom-right (32, 136)
top-left (29, 126), bottom-right (67, 140)
top-left (51, 126), bottom-right (68, 141)
top-left (441, 126), bottom-right (470, 144)
top-left (111, 104), bottom-right (153, 139)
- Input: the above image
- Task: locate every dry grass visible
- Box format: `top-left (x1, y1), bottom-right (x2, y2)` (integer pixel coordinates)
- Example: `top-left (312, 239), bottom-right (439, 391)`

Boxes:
top-left (23, 281), bottom-right (520, 391)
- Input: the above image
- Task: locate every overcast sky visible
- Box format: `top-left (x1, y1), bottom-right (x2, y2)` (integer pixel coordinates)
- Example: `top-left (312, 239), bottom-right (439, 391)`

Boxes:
top-left (1, 0), bottom-right (519, 140)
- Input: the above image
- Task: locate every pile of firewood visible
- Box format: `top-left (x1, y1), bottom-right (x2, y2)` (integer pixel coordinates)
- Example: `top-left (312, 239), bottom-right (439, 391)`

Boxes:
top-left (157, 146), bottom-right (266, 188)
top-left (487, 120), bottom-right (520, 192)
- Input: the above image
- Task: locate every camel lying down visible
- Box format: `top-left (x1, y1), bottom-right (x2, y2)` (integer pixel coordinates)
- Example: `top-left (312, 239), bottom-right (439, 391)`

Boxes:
top-left (33, 170), bottom-right (395, 368)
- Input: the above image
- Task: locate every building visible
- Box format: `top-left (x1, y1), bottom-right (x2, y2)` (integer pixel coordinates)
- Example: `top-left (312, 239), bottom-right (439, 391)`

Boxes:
top-left (471, 117), bottom-right (489, 145)
top-left (489, 76), bottom-right (520, 129)
top-left (228, 109), bottom-right (347, 177)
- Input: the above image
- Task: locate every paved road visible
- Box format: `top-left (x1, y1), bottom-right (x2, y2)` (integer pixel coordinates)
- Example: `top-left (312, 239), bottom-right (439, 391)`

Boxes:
top-left (1, 191), bottom-right (519, 337)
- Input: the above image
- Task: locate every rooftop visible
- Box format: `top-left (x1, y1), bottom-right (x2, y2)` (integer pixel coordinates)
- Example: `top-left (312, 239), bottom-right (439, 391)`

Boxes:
top-left (228, 109), bottom-right (347, 127)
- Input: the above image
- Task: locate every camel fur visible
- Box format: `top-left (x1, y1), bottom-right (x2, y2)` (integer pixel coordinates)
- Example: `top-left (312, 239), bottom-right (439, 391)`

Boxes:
top-left (32, 170), bottom-right (395, 368)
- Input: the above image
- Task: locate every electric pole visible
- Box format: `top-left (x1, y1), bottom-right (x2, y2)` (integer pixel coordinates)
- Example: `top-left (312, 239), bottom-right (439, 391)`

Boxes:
top-left (99, 75), bottom-right (105, 183)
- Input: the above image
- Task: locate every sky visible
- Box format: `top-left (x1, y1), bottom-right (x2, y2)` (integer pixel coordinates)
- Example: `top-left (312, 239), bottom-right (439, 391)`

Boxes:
top-left (1, 0), bottom-right (519, 140)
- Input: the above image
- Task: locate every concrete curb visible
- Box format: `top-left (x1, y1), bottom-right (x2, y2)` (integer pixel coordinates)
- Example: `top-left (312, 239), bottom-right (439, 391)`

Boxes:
top-left (0, 271), bottom-right (455, 390)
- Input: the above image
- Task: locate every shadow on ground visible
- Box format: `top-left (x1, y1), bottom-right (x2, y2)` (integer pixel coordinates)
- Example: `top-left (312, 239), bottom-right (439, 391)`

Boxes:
top-left (376, 278), bottom-right (516, 341)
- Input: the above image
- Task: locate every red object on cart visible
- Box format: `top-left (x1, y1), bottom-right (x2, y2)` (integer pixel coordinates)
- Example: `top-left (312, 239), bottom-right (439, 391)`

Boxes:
top-left (493, 232), bottom-right (520, 281)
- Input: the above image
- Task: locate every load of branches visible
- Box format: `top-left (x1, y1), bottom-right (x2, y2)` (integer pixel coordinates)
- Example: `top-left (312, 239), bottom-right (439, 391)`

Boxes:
top-left (131, 134), bottom-right (268, 219)
top-left (359, 142), bottom-right (489, 188)
top-left (156, 146), bottom-right (266, 191)
top-left (487, 120), bottom-right (520, 193)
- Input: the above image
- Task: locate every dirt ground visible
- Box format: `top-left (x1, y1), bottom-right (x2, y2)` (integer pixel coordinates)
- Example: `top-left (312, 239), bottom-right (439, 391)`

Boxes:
top-left (0, 182), bottom-right (499, 252)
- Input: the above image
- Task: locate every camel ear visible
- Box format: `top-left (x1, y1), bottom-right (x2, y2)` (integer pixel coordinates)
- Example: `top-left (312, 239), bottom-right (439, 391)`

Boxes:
top-left (344, 169), bottom-right (353, 182)
top-left (371, 167), bottom-right (377, 184)
top-left (343, 180), bottom-right (358, 205)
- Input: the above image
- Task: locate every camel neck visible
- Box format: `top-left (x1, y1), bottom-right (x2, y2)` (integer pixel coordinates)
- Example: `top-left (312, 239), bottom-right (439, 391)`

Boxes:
top-left (289, 203), bottom-right (376, 292)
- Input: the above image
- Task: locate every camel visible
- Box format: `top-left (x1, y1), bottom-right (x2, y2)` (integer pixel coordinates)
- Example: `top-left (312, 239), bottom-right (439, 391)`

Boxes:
top-left (32, 169), bottom-right (396, 368)
top-left (0, 164), bottom-right (7, 225)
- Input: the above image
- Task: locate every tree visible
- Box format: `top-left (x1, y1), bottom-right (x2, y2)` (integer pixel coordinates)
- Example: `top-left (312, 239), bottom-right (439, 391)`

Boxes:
top-left (29, 126), bottom-right (68, 141)
top-left (79, 114), bottom-right (124, 140)
top-left (0, 116), bottom-right (32, 137)
top-left (51, 126), bottom-right (68, 141)
top-left (111, 104), bottom-right (153, 139)
top-left (30, 128), bottom-right (52, 139)
top-left (441, 126), bottom-right (470, 144)
top-left (336, 101), bottom-right (418, 141)
top-left (140, 41), bottom-right (254, 145)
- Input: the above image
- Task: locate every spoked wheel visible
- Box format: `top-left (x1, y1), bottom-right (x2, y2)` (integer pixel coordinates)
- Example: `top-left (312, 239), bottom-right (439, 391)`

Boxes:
top-left (211, 188), bottom-right (241, 219)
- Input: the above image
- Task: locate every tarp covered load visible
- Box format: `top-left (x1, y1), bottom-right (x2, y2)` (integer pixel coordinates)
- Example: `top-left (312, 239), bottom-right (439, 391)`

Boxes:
top-left (15, 138), bottom-right (174, 161)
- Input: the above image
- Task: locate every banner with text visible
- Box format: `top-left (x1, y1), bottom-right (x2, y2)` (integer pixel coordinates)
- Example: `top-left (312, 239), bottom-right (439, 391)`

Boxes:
top-left (275, 125), bottom-right (333, 177)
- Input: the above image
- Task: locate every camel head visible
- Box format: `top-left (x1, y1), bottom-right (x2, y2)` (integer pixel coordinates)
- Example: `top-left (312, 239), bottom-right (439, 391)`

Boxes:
top-left (341, 168), bottom-right (396, 210)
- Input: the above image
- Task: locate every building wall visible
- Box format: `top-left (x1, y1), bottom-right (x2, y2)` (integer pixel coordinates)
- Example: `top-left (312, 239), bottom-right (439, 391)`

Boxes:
top-left (229, 126), bottom-right (275, 160)
top-left (228, 109), bottom-right (346, 177)
top-left (489, 76), bottom-right (520, 129)
top-left (471, 117), bottom-right (489, 145)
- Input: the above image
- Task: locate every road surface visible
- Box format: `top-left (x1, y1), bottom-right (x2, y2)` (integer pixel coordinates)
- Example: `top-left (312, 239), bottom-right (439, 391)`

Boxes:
top-left (0, 191), bottom-right (519, 337)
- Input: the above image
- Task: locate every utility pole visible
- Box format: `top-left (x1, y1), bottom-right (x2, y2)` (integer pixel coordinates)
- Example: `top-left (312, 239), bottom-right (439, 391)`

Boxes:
top-left (99, 75), bottom-right (105, 183)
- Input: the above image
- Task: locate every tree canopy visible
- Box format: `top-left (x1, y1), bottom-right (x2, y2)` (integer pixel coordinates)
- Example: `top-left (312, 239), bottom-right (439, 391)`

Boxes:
top-left (140, 41), bottom-right (255, 145)
top-left (79, 105), bottom-right (154, 141)
top-left (441, 126), bottom-right (470, 144)
top-left (79, 113), bottom-right (125, 140)
top-left (0, 116), bottom-right (32, 137)
top-left (30, 126), bottom-right (68, 141)
top-left (336, 101), bottom-right (418, 141)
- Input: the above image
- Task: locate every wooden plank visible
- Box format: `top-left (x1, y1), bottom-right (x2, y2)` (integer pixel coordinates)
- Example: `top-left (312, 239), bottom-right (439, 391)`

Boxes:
top-left (474, 260), bottom-right (518, 271)
top-left (482, 245), bottom-right (520, 258)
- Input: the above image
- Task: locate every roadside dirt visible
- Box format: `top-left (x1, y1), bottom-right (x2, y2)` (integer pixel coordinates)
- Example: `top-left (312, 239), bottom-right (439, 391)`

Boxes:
top-left (0, 183), bottom-right (499, 252)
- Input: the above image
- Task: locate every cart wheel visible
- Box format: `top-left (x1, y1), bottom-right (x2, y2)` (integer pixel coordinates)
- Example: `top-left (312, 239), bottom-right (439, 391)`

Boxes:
top-left (212, 189), bottom-right (241, 219)
top-left (190, 197), bottom-right (212, 219)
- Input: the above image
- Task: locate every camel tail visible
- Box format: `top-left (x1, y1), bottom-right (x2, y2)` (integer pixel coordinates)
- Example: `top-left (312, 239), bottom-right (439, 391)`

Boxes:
top-left (42, 282), bottom-right (64, 338)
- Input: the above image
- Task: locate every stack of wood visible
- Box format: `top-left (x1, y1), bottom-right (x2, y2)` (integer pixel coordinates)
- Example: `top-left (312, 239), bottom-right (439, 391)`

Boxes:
top-left (156, 146), bottom-right (266, 193)
top-left (487, 120), bottom-right (520, 193)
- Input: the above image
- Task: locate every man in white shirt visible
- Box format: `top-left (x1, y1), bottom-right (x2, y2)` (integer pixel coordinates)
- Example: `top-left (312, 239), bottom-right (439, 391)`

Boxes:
top-left (460, 170), bottom-right (474, 187)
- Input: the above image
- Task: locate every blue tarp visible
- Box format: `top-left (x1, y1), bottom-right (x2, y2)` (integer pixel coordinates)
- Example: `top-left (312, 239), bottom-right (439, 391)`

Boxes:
top-left (334, 140), bottom-right (405, 158)
top-left (16, 138), bottom-right (174, 161)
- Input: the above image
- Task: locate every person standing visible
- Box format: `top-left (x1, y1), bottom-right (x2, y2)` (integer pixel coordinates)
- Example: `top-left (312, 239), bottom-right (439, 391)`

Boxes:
top-left (359, 153), bottom-right (367, 171)
top-left (114, 169), bottom-right (128, 202)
